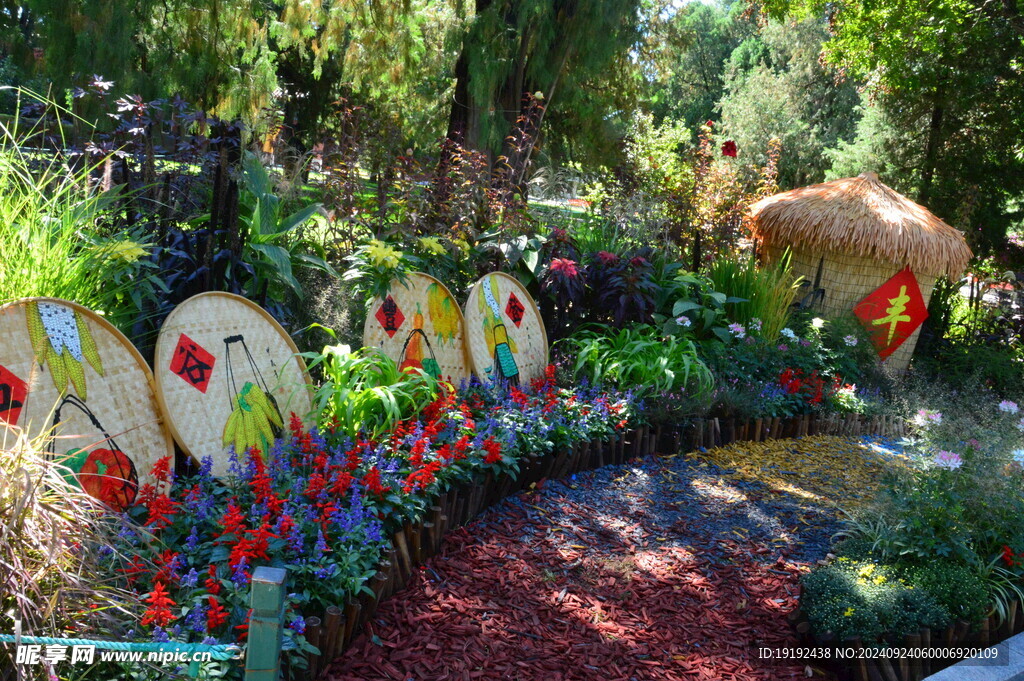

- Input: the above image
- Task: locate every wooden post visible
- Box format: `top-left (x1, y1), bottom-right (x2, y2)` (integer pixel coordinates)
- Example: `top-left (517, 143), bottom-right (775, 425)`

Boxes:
top-left (323, 606), bottom-right (343, 666)
top-left (245, 566), bottom-right (286, 681)
top-left (392, 531), bottom-right (413, 583)
top-left (306, 616), bottom-right (323, 679)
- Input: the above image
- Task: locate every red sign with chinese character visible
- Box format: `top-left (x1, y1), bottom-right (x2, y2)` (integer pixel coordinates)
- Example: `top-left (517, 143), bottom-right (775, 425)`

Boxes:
top-left (0, 364), bottom-right (27, 426)
top-left (852, 267), bottom-right (929, 360)
top-left (375, 295), bottom-right (405, 338)
top-left (505, 292), bottom-right (525, 327)
top-left (169, 333), bottom-right (216, 393)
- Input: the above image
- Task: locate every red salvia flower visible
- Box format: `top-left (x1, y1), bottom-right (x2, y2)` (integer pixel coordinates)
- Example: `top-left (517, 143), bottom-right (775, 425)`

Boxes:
top-left (205, 565), bottom-right (222, 595)
top-left (206, 596), bottom-right (229, 630)
top-left (453, 435), bottom-right (471, 460)
top-left (363, 466), bottom-right (391, 496)
top-left (482, 437), bottom-right (503, 465)
top-left (235, 609), bottom-right (252, 641)
top-left (117, 555), bottom-right (147, 584)
top-left (330, 469), bottom-right (354, 496)
top-left (141, 581), bottom-right (176, 627)
top-left (218, 500), bottom-right (247, 540)
top-left (154, 549), bottom-right (181, 584)
top-left (151, 456), bottom-right (173, 485)
top-left (289, 412), bottom-right (304, 436)
top-left (145, 494), bottom-right (180, 529)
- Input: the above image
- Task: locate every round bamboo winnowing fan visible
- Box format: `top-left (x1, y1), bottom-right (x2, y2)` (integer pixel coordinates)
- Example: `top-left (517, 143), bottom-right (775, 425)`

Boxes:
top-left (463, 272), bottom-right (548, 387)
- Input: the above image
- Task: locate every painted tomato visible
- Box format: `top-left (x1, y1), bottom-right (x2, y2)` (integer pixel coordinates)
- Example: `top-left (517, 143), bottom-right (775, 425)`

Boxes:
top-left (75, 448), bottom-right (139, 511)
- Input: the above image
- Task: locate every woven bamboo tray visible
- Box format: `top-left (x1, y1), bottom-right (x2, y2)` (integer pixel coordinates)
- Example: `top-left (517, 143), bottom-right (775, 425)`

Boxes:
top-left (153, 292), bottom-right (314, 477)
top-left (463, 272), bottom-right (548, 386)
top-left (362, 273), bottom-right (471, 385)
top-left (0, 298), bottom-right (173, 510)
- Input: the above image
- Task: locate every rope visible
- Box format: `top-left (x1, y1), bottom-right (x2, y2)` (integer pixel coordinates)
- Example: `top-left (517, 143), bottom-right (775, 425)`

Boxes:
top-left (0, 635), bottom-right (242, 661)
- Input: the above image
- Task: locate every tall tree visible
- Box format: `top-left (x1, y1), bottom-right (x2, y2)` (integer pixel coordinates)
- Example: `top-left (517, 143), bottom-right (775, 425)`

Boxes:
top-left (649, 0), bottom-right (753, 130)
top-left (756, 0), bottom-right (1024, 250)
top-left (445, 0), bottom-right (648, 190)
top-left (718, 18), bottom-right (860, 188)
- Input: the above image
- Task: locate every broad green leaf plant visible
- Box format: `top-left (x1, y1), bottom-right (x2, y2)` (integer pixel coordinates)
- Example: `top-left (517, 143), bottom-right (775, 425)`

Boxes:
top-left (303, 328), bottom-right (439, 439)
top-left (237, 152), bottom-right (335, 302)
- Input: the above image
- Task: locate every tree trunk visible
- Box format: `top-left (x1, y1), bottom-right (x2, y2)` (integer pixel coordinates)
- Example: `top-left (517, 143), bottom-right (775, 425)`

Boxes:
top-left (918, 93), bottom-right (944, 206)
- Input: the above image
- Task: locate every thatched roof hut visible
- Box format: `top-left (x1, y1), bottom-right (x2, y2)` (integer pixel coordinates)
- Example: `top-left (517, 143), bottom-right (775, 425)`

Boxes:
top-left (749, 172), bottom-right (973, 370)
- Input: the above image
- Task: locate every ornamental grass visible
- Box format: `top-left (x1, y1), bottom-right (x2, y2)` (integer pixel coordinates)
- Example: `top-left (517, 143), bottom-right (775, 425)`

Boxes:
top-left (0, 426), bottom-right (141, 680)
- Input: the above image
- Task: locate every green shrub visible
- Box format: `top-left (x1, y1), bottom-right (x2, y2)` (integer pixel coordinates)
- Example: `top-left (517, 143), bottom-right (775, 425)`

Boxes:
top-left (801, 558), bottom-right (952, 642)
top-left (906, 561), bottom-right (989, 624)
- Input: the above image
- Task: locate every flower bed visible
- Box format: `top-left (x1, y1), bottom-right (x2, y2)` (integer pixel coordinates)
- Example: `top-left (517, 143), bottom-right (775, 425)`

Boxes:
top-left (108, 370), bottom-right (645, 678)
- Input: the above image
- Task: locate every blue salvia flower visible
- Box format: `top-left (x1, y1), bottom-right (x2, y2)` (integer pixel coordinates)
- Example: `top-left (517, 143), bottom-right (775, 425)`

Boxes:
top-left (117, 523), bottom-right (138, 544)
top-left (287, 523), bottom-right (305, 555)
top-left (185, 601), bottom-right (207, 633)
top-left (185, 526), bottom-right (201, 552)
top-left (181, 568), bottom-right (199, 588)
top-left (227, 446), bottom-right (243, 478)
top-left (198, 455), bottom-right (215, 481)
top-left (268, 439), bottom-right (289, 480)
top-left (288, 615), bottom-right (306, 635)
top-left (313, 530), bottom-right (329, 559)
top-left (151, 627), bottom-right (170, 643)
top-left (167, 553), bottom-right (186, 581)
top-left (232, 557), bottom-right (251, 588)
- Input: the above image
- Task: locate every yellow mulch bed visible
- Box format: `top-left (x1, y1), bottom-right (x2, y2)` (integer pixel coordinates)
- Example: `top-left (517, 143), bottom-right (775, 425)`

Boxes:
top-left (690, 435), bottom-right (910, 511)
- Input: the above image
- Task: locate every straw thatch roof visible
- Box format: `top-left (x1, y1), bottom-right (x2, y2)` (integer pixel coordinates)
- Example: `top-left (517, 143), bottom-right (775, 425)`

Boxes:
top-left (748, 172), bottom-right (972, 278)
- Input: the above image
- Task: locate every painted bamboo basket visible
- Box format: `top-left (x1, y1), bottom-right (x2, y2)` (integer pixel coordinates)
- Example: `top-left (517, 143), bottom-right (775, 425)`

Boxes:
top-left (749, 172), bottom-right (973, 371)
top-left (362, 273), bottom-right (472, 385)
top-left (0, 297), bottom-right (174, 510)
top-left (153, 292), bottom-right (314, 477)
top-left (463, 272), bottom-right (548, 387)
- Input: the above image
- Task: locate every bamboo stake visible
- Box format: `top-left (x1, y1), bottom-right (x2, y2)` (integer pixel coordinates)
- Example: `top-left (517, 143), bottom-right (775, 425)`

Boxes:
top-left (306, 616), bottom-right (323, 679)
top-left (392, 531), bottom-right (413, 583)
top-left (323, 605), bottom-right (343, 663)
top-left (343, 599), bottom-right (361, 647)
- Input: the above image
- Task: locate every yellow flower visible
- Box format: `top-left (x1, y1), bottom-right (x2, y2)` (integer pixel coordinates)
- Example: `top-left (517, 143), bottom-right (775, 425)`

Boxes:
top-left (843, 607), bottom-right (855, 617)
top-left (858, 564), bottom-right (875, 578)
top-left (874, 575), bottom-right (886, 585)
top-left (417, 236), bottom-right (446, 256)
top-left (452, 238), bottom-right (470, 253)
top-left (366, 240), bottom-right (402, 269)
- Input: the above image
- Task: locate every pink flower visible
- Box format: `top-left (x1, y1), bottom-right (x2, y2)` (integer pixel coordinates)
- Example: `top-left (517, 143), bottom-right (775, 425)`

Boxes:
top-left (596, 251), bottom-right (618, 265)
top-left (721, 140), bottom-right (737, 157)
top-left (933, 450), bottom-right (962, 471)
top-left (550, 258), bottom-right (579, 278)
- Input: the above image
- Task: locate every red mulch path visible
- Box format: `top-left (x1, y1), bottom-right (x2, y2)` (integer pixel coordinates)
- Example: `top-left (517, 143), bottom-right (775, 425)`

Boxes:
top-left (327, 499), bottom-right (806, 681)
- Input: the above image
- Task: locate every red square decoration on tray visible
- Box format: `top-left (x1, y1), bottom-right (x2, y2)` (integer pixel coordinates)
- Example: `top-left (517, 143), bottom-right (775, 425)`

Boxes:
top-left (375, 295), bottom-right (405, 338)
top-left (852, 266), bottom-right (929, 360)
top-left (505, 292), bottom-right (525, 328)
top-left (0, 364), bottom-right (27, 426)
top-left (169, 333), bottom-right (217, 393)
